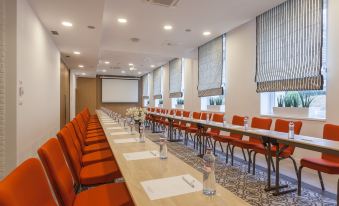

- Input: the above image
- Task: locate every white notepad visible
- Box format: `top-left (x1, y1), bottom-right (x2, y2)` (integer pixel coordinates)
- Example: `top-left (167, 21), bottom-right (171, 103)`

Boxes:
top-left (113, 138), bottom-right (140, 144)
top-left (107, 127), bottom-right (124, 130)
top-left (110, 132), bottom-right (130, 136)
top-left (123, 150), bottom-right (159, 161)
top-left (141, 174), bottom-right (203, 200)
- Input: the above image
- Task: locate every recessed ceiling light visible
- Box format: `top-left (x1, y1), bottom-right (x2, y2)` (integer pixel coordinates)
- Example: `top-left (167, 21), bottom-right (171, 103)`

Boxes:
top-left (78, 65), bottom-right (84, 68)
top-left (62, 21), bottom-right (73, 27)
top-left (164, 25), bottom-right (173, 30)
top-left (203, 31), bottom-right (211, 36)
top-left (150, 65), bottom-right (155, 68)
top-left (128, 63), bottom-right (133, 66)
top-left (73, 51), bottom-right (80, 55)
top-left (104, 61), bottom-right (110, 64)
top-left (81, 72), bottom-right (86, 75)
top-left (138, 71), bottom-right (142, 75)
top-left (117, 18), bottom-right (127, 23)
top-left (121, 70), bottom-right (126, 74)
top-left (102, 69), bottom-right (107, 73)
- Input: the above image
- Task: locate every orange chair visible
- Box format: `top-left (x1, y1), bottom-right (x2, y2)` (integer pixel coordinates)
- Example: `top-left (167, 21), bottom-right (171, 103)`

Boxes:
top-left (39, 138), bottom-right (121, 187)
top-left (184, 112), bottom-right (201, 146)
top-left (230, 117), bottom-right (272, 172)
top-left (251, 119), bottom-right (302, 175)
top-left (58, 125), bottom-right (114, 166)
top-left (298, 124), bottom-right (339, 202)
top-left (174, 111), bottom-right (191, 138)
top-left (204, 113), bottom-right (224, 155)
top-left (212, 115), bottom-right (245, 164)
top-left (0, 158), bottom-right (57, 206)
top-left (72, 119), bottom-right (107, 145)
top-left (75, 115), bottom-right (106, 139)
top-left (38, 140), bottom-right (134, 206)
top-left (66, 122), bottom-right (111, 154)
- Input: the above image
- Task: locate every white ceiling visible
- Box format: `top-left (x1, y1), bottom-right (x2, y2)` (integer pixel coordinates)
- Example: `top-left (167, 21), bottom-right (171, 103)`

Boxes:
top-left (28, 0), bottom-right (285, 77)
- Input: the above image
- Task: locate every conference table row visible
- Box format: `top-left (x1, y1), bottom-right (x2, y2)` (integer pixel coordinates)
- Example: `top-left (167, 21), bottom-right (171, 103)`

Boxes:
top-left (96, 110), bottom-right (250, 206)
top-left (147, 112), bottom-right (339, 196)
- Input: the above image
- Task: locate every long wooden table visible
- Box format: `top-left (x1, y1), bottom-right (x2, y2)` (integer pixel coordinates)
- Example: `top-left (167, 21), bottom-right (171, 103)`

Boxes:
top-left (97, 110), bottom-right (250, 206)
top-left (147, 112), bottom-right (339, 198)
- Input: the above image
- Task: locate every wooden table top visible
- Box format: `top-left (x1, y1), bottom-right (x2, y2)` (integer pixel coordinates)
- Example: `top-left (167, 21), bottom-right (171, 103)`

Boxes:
top-left (97, 110), bottom-right (250, 206)
top-left (148, 112), bottom-right (339, 156)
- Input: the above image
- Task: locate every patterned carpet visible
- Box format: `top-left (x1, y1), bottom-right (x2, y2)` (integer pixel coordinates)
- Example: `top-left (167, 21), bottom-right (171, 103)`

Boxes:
top-left (146, 132), bottom-right (336, 206)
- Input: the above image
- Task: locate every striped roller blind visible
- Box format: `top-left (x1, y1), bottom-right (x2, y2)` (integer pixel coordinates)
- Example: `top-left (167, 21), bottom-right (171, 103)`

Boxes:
top-left (142, 74), bottom-right (149, 99)
top-left (255, 0), bottom-right (324, 92)
top-left (198, 35), bottom-right (224, 97)
top-left (153, 67), bottom-right (162, 99)
top-left (169, 58), bottom-right (183, 98)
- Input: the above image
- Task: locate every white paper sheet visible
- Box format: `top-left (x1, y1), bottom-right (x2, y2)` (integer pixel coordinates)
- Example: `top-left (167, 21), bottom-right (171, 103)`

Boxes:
top-left (104, 122), bottom-right (119, 125)
top-left (107, 127), bottom-right (124, 130)
top-left (110, 132), bottom-right (130, 136)
top-left (113, 138), bottom-right (140, 144)
top-left (123, 150), bottom-right (159, 161)
top-left (141, 174), bottom-right (203, 200)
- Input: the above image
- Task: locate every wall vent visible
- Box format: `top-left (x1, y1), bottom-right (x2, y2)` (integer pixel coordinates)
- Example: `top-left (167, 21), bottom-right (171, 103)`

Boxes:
top-left (144, 0), bottom-right (179, 7)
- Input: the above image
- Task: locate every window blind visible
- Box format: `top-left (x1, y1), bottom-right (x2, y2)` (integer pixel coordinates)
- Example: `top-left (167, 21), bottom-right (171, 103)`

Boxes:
top-left (153, 67), bottom-right (162, 99)
top-left (169, 58), bottom-right (183, 98)
top-left (142, 74), bottom-right (149, 99)
top-left (255, 0), bottom-right (324, 92)
top-left (198, 35), bottom-right (224, 97)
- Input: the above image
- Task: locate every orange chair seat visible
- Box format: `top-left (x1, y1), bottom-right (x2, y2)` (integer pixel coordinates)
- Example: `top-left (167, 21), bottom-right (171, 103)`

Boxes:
top-left (252, 144), bottom-right (292, 158)
top-left (213, 135), bottom-right (239, 143)
top-left (82, 150), bottom-right (114, 166)
top-left (87, 129), bottom-right (104, 134)
top-left (83, 142), bottom-right (111, 154)
top-left (231, 139), bottom-right (258, 149)
top-left (186, 127), bottom-right (198, 133)
top-left (206, 131), bottom-right (218, 138)
top-left (80, 161), bottom-right (122, 186)
top-left (179, 124), bottom-right (187, 130)
top-left (85, 136), bottom-right (107, 145)
top-left (87, 126), bottom-right (102, 131)
top-left (300, 158), bottom-right (339, 174)
top-left (74, 183), bottom-right (133, 206)
top-left (86, 132), bottom-right (105, 138)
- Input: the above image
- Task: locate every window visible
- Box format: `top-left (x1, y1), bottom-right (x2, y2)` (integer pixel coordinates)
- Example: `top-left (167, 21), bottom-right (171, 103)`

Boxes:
top-left (200, 35), bottom-right (226, 112)
top-left (260, 0), bottom-right (327, 119)
top-left (171, 58), bottom-right (185, 109)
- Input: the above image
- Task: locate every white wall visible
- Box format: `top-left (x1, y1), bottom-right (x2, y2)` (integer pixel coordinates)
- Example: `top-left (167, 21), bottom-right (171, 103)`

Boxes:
top-left (156, 0), bottom-right (339, 193)
top-left (16, 0), bottom-right (60, 164)
top-left (70, 70), bottom-right (77, 119)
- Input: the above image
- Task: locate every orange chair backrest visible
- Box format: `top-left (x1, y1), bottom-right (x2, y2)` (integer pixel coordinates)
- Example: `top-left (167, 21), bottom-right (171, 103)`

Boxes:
top-left (56, 128), bottom-right (82, 184)
top-left (151, 108), bottom-right (155, 112)
top-left (71, 119), bottom-right (86, 143)
top-left (38, 138), bottom-right (76, 206)
top-left (183, 111), bottom-right (190, 118)
top-left (175, 110), bottom-right (182, 116)
top-left (0, 158), bottom-right (57, 206)
top-left (75, 115), bottom-right (88, 137)
top-left (169, 110), bottom-right (175, 115)
top-left (274, 119), bottom-right (303, 154)
top-left (156, 108), bottom-right (160, 113)
top-left (230, 115), bottom-right (245, 139)
top-left (193, 112), bottom-right (201, 119)
top-left (200, 112), bottom-right (207, 120)
top-left (248, 117), bottom-right (272, 144)
top-left (66, 122), bottom-right (86, 152)
top-left (210, 113), bottom-right (224, 134)
top-left (322, 124), bottom-right (339, 162)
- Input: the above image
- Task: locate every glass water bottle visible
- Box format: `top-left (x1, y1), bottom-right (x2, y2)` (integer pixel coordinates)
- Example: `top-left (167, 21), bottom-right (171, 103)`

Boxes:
top-left (203, 148), bottom-right (216, 196)
top-left (159, 137), bottom-right (168, 159)
top-left (288, 122), bottom-right (295, 139)
top-left (244, 116), bottom-right (249, 130)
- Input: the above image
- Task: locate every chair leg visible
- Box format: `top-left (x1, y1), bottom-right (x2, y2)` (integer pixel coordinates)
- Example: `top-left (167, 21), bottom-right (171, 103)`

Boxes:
top-left (318, 171), bottom-right (325, 191)
top-left (219, 142), bottom-right (224, 153)
top-left (298, 166), bottom-right (303, 196)
top-left (241, 148), bottom-right (247, 162)
top-left (213, 140), bottom-right (217, 155)
top-left (231, 145), bottom-right (235, 166)
top-left (270, 157), bottom-right (276, 172)
top-left (247, 149), bottom-right (252, 173)
top-left (252, 152), bottom-right (257, 175)
top-left (289, 156), bottom-right (299, 179)
top-left (225, 143), bottom-right (229, 164)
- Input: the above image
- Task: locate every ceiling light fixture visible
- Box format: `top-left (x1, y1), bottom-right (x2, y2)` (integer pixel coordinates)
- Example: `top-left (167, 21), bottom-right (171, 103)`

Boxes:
top-left (121, 70), bottom-right (126, 74)
top-left (62, 21), bottom-right (73, 27)
top-left (117, 18), bottom-right (127, 23)
top-left (164, 25), bottom-right (173, 30)
top-left (81, 72), bottom-right (86, 75)
top-left (104, 61), bottom-right (110, 64)
top-left (78, 65), bottom-right (84, 68)
top-left (102, 69), bottom-right (107, 73)
top-left (150, 65), bottom-right (155, 68)
top-left (128, 63), bottom-right (133, 66)
top-left (138, 71), bottom-right (142, 75)
top-left (73, 51), bottom-right (80, 55)
top-left (203, 31), bottom-right (211, 36)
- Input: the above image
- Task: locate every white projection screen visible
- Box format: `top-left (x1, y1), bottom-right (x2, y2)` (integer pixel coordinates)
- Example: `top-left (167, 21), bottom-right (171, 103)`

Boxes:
top-left (102, 78), bottom-right (139, 103)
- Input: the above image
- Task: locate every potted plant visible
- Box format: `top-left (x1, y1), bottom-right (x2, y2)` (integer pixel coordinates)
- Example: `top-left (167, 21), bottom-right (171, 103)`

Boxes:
top-left (273, 92), bottom-right (310, 117)
top-left (207, 96), bottom-right (223, 111)
top-left (175, 98), bottom-right (184, 109)
top-left (158, 99), bottom-right (163, 108)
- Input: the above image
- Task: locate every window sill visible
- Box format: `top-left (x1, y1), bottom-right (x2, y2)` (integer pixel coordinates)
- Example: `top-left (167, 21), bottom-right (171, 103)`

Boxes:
top-left (260, 113), bottom-right (326, 122)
